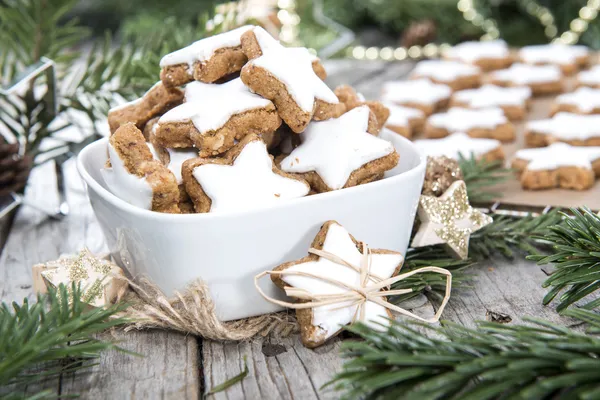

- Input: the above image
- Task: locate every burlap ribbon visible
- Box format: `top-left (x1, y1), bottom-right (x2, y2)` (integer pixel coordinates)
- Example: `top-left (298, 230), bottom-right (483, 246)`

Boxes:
top-left (117, 277), bottom-right (298, 341)
top-left (254, 243), bottom-right (452, 324)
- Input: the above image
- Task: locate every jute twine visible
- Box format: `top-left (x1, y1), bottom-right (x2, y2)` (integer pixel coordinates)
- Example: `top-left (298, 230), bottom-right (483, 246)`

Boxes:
top-left (115, 277), bottom-right (298, 341)
top-left (255, 243), bottom-right (452, 324)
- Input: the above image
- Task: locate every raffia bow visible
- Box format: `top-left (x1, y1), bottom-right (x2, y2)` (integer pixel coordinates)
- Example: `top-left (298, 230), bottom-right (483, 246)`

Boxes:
top-left (255, 243), bottom-right (452, 324)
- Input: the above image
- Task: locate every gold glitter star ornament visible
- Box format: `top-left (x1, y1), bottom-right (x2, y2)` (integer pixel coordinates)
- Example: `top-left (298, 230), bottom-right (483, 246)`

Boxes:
top-left (39, 248), bottom-right (128, 308)
top-left (411, 180), bottom-right (493, 259)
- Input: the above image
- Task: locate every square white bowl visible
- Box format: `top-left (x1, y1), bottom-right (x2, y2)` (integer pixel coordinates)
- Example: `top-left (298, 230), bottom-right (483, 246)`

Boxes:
top-left (77, 130), bottom-right (426, 321)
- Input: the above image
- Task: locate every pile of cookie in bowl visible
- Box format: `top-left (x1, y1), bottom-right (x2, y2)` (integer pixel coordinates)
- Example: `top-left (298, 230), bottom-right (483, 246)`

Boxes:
top-left (103, 25), bottom-right (401, 214)
top-left (383, 40), bottom-right (600, 192)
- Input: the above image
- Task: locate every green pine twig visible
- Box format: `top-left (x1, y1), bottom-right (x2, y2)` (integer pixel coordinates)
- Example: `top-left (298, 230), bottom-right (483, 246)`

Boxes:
top-left (530, 207), bottom-right (600, 313)
top-left (459, 154), bottom-right (512, 204)
top-left (391, 246), bottom-right (473, 304)
top-left (328, 308), bottom-right (600, 399)
top-left (0, 283), bottom-right (130, 392)
top-left (469, 209), bottom-right (564, 260)
top-left (393, 210), bottom-right (564, 304)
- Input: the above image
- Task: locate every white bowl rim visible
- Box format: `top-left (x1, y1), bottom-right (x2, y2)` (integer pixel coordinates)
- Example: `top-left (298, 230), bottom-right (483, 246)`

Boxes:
top-left (76, 137), bottom-right (427, 222)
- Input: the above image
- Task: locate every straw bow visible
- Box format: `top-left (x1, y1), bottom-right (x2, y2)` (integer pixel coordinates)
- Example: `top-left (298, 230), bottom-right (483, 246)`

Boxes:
top-left (255, 243), bottom-right (452, 324)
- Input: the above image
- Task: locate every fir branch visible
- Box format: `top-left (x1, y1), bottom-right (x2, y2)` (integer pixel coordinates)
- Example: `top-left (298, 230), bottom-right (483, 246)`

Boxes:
top-left (459, 154), bottom-right (512, 204)
top-left (393, 211), bottom-right (564, 304)
top-left (530, 207), bottom-right (600, 313)
top-left (391, 246), bottom-right (473, 304)
top-left (329, 308), bottom-right (600, 399)
top-left (0, 284), bottom-right (130, 392)
top-left (469, 209), bottom-right (564, 259)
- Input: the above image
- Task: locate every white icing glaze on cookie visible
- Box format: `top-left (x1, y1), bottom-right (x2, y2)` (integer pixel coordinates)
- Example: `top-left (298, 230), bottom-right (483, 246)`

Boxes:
top-left (411, 60), bottom-right (480, 82)
top-left (444, 40), bottom-right (509, 63)
top-left (148, 142), bottom-right (197, 183)
top-left (247, 26), bottom-right (338, 112)
top-left (578, 65), bottom-right (600, 86)
top-left (514, 142), bottom-right (600, 171)
top-left (192, 140), bottom-right (309, 213)
top-left (555, 87), bottom-right (600, 112)
top-left (453, 84), bottom-right (531, 108)
top-left (101, 143), bottom-right (154, 209)
top-left (159, 78), bottom-right (272, 133)
top-left (381, 79), bottom-right (452, 105)
top-left (519, 44), bottom-right (588, 65)
top-left (414, 132), bottom-right (501, 159)
top-left (166, 148), bottom-right (198, 184)
top-left (159, 25), bottom-right (253, 69)
top-left (147, 143), bottom-right (161, 161)
top-left (527, 112), bottom-right (600, 140)
top-left (281, 222), bottom-right (403, 338)
top-left (280, 106), bottom-right (397, 190)
top-left (490, 63), bottom-right (562, 84)
top-left (384, 103), bottom-right (424, 127)
top-left (108, 81), bottom-right (162, 113)
top-left (428, 107), bottom-right (507, 131)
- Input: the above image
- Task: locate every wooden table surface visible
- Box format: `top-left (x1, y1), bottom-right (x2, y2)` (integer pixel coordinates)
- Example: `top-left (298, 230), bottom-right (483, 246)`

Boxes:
top-left (0, 60), bottom-right (580, 399)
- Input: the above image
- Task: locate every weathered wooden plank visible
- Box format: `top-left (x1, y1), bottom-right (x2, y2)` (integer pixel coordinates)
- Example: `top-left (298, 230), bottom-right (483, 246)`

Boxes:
top-left (203, 334), bottom-right (343, 399)
top-left (0, 159), bottom-right (201, 399)
top-left (60, 330), bottom-right (200, 399)
top-left (0, 162), bottom-right (65, 397)
top-left (442, 255), bottom-right (575, 328)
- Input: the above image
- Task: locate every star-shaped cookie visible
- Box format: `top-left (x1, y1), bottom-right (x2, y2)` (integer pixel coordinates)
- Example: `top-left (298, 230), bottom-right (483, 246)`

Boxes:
top-left (414, 132), bottom-right (504, 163)
top-left (334, 84), bottom-right (390, 131)
top-left (279, 106), bottom-right (399, 192)
top-left (270, 221), bottom-right (404, 347)
top-left (425, 107), bottom-right (515, 142)
top-left (451, 84), bottom-right (531, 120)
top-left (512, 142), bottom-right (600, 190)
top-left (525, 112), bottom-right (600, 146)
top-left (182, 134), bottom-right (310, 213)
top-left (578, 65), bottom-right (600, 88)
top-left (553, 87), bottom-right (600, 114)
top-left (519, 44), bottom-right (589, 74)
top-left (155, 78), bottom-right (281, 156)
top-left (411, 181), bottom-right (493, 259)
top-left (159, 25), bottom-right (253, 86)
top-left (102, 123), bottom-right (180, 213)
top-left (381, 79), bottom-right (452, 115)
top-left (240, 26), bottom-right (343, 133)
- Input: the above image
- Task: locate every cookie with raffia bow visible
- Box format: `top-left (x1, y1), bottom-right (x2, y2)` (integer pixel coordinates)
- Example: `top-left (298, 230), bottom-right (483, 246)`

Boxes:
top-left (255, 221), bottom-right (452, 348)
top-left (40, 248), bottom-right (128, 308)
top-left (412, 180), bottom-right (493, 259)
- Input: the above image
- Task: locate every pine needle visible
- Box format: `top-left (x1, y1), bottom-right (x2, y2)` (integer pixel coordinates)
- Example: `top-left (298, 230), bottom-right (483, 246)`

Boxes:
top-left (0, 283), bottom-right (130, 392)
top-left (459, 154), bottom-right (512, 204)
top-left (206, 357), bottom-right (249, 395)
top-left (530, 207), bottom-right (600, 313)
top-left (470, 209), bottom-right (564, 259)
top-left (329, 308), bottom-right (600, 399)
top-left (395, 211), bottom-right (564, 304)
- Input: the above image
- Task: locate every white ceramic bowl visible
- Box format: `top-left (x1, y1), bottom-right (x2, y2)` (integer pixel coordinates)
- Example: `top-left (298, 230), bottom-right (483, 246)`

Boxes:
top-left (77, 130), bottom-right (426, 321)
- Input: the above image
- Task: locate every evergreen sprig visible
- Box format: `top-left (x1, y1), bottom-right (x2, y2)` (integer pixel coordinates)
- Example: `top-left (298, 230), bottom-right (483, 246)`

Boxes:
top-left (459, 155), bottom-right (512, 204)
top-left (530, 207), bottom-right (600, 313)
top-left (0, 284), bottom-right (130, 394)
top-left (394, 210), bottom-right (564, 304)
top-left (469, 209), bottom-right (563, 259)
top-left (391, 246), bottom-right (473, 304)
top-left (0, 1), bottom-right (222, 158)
top-left (329, 308), bottom-right (600, 399)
